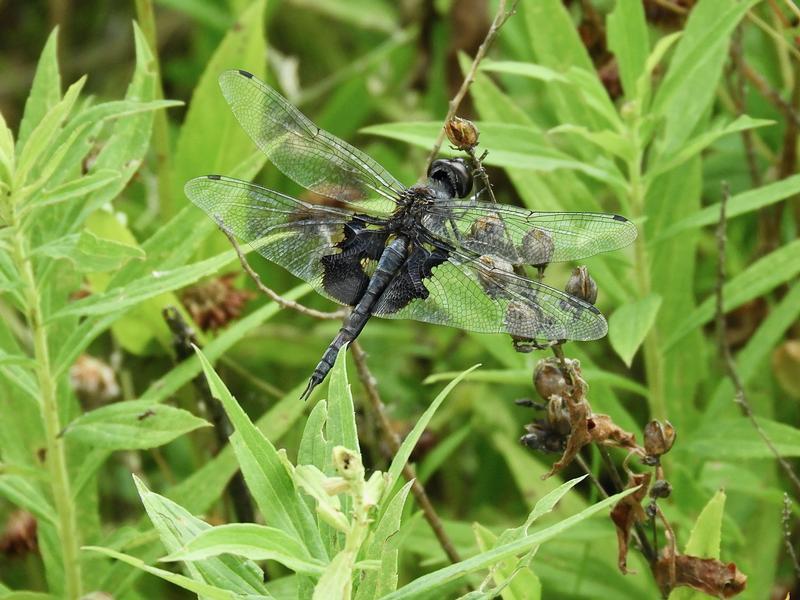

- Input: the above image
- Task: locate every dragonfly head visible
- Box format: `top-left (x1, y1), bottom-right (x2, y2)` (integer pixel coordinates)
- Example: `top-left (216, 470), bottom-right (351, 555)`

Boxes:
top-left (427, 158), bottom-right (473, 199)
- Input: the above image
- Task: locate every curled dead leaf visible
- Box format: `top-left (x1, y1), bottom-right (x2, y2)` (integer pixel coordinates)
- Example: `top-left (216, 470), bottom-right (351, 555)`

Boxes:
top-left (654, 553), bottom-right (747, 598)
top-left (610, 472), bottom-right (651, 574)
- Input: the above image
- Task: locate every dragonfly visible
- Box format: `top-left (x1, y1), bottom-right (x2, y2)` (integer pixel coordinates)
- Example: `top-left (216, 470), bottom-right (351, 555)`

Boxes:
top-left (185, 69), bottom-right (637, 400)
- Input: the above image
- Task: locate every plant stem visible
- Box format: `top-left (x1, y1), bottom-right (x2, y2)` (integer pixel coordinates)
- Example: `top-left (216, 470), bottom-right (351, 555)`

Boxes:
top-left (625, 115), bottom-right (666, 419)
top-left (350, 341), bottom-right (463, 565)
top-left (8, 205), bottom-right (83, 597)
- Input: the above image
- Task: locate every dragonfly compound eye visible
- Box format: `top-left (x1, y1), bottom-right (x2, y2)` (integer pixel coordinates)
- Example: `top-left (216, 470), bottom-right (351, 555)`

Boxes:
top-left (427, 158), bottom-right (473, 198)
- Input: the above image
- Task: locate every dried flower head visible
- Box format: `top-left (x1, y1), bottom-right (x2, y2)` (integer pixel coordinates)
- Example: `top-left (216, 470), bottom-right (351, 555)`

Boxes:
top-left (181, 272), bottom-right (253, 331)
top-left (70, 354), bottom-right (120, 406)
top-left (445, 116), bottom-right (480, 150)
top-left (0, 511), bottom-right (37, 557)
top-left (565, 266), bottom-right (598, 305)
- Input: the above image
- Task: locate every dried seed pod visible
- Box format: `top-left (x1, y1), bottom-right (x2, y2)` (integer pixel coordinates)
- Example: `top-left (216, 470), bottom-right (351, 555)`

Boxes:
top-left (69, 354), bottom-right (120, 407)
top-left (533, 360), bottom-right (567, 401)
top-left (565, 266), bottom-right (598, 305)
top-left (445, 116), bottom-right (479, 150)
top-left (650, 479), bottom-right (672, 499)
top-left (644, 420), bottom-right (676, 458)
top-left (181, 273), bottom-right (253, 331)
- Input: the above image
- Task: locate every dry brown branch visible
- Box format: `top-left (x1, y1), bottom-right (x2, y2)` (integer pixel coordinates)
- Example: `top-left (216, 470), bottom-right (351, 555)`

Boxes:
top-left (350, 341), bottom-right (463, 565)
top-left (741, 60), bottom-right (800, 129)
top-left (219, 222), bottom-right (347, 321)
top-left (424, 0), bottom-right (520, 172)
top-left (715, 183), bottom-right (800, 497)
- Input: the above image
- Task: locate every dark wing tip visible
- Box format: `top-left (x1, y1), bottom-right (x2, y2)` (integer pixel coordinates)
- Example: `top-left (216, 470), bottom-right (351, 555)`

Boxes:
top-left (612, 214), bottom-right (628, 222)
top-left (207, 174), bottom-right (222, 180)
top-left (237, 69), bottom-right (254, 78)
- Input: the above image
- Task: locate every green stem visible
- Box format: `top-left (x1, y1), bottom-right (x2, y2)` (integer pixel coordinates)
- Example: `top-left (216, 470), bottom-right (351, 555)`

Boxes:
top-left (8, 204), bottom-right (83, 598)
top-left (628, 140), bottom-right (667, 420)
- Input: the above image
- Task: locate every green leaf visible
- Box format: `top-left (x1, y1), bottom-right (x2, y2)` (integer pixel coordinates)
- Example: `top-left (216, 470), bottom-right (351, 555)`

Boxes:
top-left (28, 169), bottom-right (120, 210)
top-left (134, 476), bottom-right (270, 594)
top-left (195, 347), bottom-right (326, 560)
top-left (680, 418), bottom-right (800, 459)
top-left (473, 523), bottom-right (541, 600)
top-left (651, 0), bottom-right (758, 152)
top-left (669, 491), bottom-right (726, 600)
top-left (424, 368), bottom-right (649, 398)
top-left (384, 364), bottom-right (480, 500)
top-left (354, 481), bottom-right (414, 600)
top-left (15, 75), bottom-right (85, 187)
top-left (291, 0), bottom-right (397, 32)
top-left (50, 250), bottom-right (234, 319)
top-left (299, 400), bottom-right (329, 470)
top-left (83, 546), bottom-right (255, 600)
top-left (665, 240), bottom-right (800, 350)
top-left (18, 28), bottom-right (61, 152)
top-left (548, 124), bottom-right (634, 161)
top-left (64, 400), bottom-right (209, 450)
top-left (648, 115), bottom-right (773, 179)
top-left (0, 476), bottom-right (56, 526)
top-left (34, 230), bottom-right (144, 272)
top-left (326, 348), bottom-right (359, 456)
top-left (608, 294), bottom-right (662, 367)
top-left (497, 476), bottom-right (587, 545)
top-left (479, 60), bottom-right (568, 83)
top-left (164, 523), bottom-right (326, 575)
top-left (385, 486), bottom-right (638, 599)
top-left (171, 0), bottom-right (267, 214)
top-left (0, 109), bottom-right (15, 182)
top-left (606, 0), bottom-right (648, 99)
top-left (0, 592), bottom-right (57, 600)
top-left (655, 173), bottom-right (800, 243)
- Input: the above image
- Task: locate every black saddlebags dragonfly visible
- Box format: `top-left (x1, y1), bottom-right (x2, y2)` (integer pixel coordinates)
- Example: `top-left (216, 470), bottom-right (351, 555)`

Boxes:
top-left (186, 70), bottom-right (637, 400)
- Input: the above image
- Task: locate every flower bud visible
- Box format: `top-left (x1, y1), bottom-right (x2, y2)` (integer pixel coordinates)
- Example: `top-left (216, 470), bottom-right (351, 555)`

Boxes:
top-left (565, 266), bottom-right (598, 305)
top-left (445, 116), bottom-right (479, 150)
top-left (643, 420), bottom-right (676, 458)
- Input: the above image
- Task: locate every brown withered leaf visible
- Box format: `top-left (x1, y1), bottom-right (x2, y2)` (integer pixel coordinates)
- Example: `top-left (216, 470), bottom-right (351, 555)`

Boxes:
top-left (541, 393), bottom-right (590, 479)
top-left (588, 413), bottom-right (639, 450)
top-left (610, 472), bottom-right (651, 574)
top-left (654, 553), bottom-right (747, 598)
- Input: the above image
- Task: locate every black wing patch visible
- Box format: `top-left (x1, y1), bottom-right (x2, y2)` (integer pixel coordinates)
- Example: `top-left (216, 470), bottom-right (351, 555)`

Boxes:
top-left (185, 175), bottom-right (388, 306)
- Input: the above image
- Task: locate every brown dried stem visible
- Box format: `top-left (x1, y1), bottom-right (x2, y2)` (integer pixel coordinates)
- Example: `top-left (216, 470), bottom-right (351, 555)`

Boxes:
top-left (424, 0), bottom-right (520, 172)
top-left (715, 183), bottom-right (800, 497)
top-left (741, 60), bottom-right (800, 130)
top-left (350, 341), bottom-right (463, 565)
top-left (219, 222), bottom-right (347, 321)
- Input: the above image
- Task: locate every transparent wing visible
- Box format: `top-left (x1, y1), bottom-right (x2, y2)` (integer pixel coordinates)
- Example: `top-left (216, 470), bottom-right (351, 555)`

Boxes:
top-left (219, 70), bottom-right (405, 214)
top-left (420, 200), bottom-right (637, 266)
top-left (185, 175), bottom-right (389, 306)
top-left (373, 245), bottom-right (607, 341)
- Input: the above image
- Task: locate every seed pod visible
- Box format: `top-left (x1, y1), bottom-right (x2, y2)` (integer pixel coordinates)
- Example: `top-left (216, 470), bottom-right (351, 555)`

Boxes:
top-left (533, 359), bottom-right (567, 401)
top-left (565, 266), bottom-right (598, 305)
top-left (643, 420), bottom-right (676, 458)
top-left (445, 116), bottom-right (479, 150)
top-left (650, 479), bottom-right (672, 499)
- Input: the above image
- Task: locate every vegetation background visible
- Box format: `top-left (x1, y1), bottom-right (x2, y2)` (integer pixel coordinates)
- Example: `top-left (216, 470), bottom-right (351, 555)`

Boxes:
top-left (1, 0), bottom-right (800, 598)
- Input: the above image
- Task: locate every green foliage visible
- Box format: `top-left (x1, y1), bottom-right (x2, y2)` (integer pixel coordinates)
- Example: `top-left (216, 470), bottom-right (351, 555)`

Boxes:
top-left (2, 0), bottom-right (799, 598)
